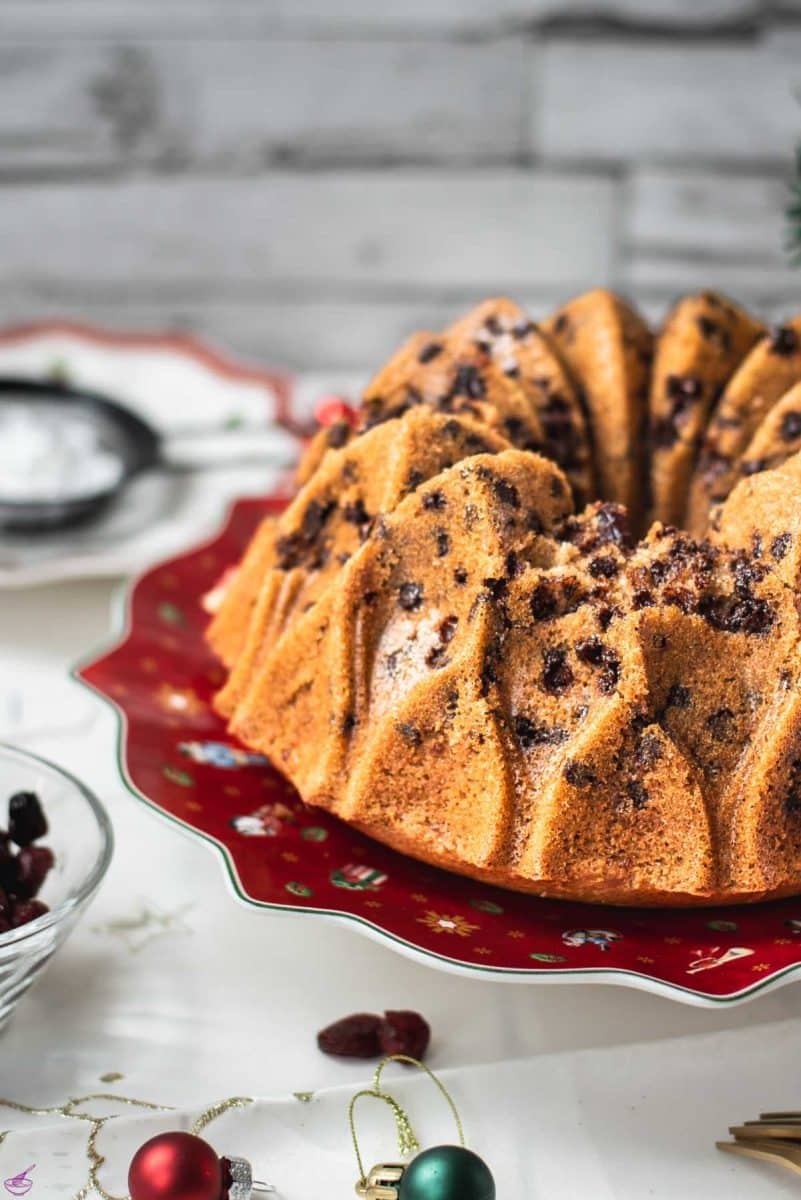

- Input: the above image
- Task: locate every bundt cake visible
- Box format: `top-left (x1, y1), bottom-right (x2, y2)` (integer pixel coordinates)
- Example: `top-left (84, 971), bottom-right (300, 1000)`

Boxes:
top-left (208, 290), bottom-right (801, 906)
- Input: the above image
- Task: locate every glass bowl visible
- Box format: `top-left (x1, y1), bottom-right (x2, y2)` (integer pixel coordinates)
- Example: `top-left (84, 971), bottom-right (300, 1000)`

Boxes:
top-left (0, 743), bottom-right (113, 1028)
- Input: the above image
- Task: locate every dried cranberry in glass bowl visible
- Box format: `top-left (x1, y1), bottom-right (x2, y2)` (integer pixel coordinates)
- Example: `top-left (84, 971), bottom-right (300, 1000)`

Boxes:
top-left (0, 744), bottom-right (113, 1028)
top-left (0, 789), bottom-right (55, 931)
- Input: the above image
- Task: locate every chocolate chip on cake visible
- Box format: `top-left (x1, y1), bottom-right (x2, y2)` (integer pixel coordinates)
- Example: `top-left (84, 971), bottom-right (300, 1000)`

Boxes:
top-left (513, 714), bottom-right (567, 749)
top-left (563, 759), bottom-right (594, 787)
top-left (706, 707), bottom-right (735, 742)
top-left (476, 467), bottom-right (521, 509)
top-left (397, 722), bottom-right (422, 746)
top-left (588, 555), bottom-right (619, 579)
top-left (418, 341), bottom-right (444, 364)
top-left (769, 326), bottom-right (800, 357)
top-left (665, 683), bottom-right (691, 710)
top-left (781, 411), bottom-right (801, 441)
top-left (542, 648), bottom-right (574, 695)
top-left (423, 490), bottom-right (446, 511)
top-left (453, 363), bottom-right (486, 400)
top-left (771, 533), bottom-right (792, 561)
top-left (398, 582), bottom-right (424, 611)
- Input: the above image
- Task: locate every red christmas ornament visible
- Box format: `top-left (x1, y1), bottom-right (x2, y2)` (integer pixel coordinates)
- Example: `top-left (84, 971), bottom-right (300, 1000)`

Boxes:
top-left (128, 1132), bottom-right (222, 1200)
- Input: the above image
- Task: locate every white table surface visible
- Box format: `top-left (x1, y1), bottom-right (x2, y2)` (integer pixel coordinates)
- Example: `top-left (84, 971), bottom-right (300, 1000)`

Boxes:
top-left (3, 577), bottom-right (801, 1196)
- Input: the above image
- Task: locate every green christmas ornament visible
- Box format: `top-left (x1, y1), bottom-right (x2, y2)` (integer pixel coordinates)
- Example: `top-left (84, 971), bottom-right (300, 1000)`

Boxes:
top-left (398, 1146), bottom-right (495, 1200)
top-left (350, 1055), bottom-right (496, 1200)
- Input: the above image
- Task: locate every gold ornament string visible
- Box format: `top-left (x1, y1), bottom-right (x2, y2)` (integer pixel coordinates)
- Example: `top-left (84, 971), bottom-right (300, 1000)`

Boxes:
top-left (0, 1091), bottom-right (254, 1200)
top-left (348, 1055), bottom-right (466, 1188)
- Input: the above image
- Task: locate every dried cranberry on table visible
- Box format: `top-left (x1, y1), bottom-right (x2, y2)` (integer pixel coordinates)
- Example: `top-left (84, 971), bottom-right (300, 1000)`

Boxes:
top-left (317, 1013), bottom-right (383, 1058)
top-left (379, 1010), bottom-right (431, 1061)
top-left (317, 1009), bottom-right (431, 1061)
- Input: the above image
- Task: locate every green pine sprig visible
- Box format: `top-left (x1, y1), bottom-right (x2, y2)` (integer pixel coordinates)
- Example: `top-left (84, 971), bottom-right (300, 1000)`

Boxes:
top-left (789, 144), bottom-right (801, 266)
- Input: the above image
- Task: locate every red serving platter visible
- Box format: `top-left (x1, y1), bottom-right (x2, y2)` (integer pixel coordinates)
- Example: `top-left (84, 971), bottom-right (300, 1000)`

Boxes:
top-left (77, 495), bottom-right (801, 1006)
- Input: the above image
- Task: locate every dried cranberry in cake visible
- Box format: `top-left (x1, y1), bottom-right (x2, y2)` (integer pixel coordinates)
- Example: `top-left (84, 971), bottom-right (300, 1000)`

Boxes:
top-left (8, 791), bottom-right (47, 847)
top-left (513, 715), bottom-right (567, 748)
top-left (529, 577), bottom-right (587, 622)
top-left (575, 636), bottom-right (620, 693)
top-left (541, 648), bottom-right (574, 695)
top-left (588, 554), bottom-right (619, 579)
top-left (557, 502), bottom-right (632, 556)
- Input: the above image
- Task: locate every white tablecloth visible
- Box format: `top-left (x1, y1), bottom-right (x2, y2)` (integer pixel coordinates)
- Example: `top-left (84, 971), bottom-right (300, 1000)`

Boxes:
top-left (2, 578), bottom-right (801, 1197)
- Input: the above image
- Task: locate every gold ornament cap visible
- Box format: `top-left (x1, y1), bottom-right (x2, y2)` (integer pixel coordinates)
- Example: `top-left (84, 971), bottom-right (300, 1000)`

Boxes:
top-left (355, 1162), bottom-right (405, 1199)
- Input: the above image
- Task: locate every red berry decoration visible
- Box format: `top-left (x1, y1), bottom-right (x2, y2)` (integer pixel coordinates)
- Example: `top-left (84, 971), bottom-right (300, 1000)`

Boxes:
top-left (314, 395), bottom-right (358, 428)
top-left (129, 1132), bottom-right (222, 1200)
top-left (379, 1010), bottom-right (431, 1061)
top-left (317, 1012), bottom-right (383, 1058)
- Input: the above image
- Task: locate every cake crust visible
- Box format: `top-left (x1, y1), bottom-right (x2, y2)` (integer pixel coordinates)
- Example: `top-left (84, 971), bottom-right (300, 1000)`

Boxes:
top-left (208, 293), bottom-right (801, 907)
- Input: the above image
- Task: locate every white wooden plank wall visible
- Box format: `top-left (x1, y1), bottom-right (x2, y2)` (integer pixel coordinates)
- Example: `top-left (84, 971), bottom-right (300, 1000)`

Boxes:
top-left (0, 0), bottom-right (799, 371)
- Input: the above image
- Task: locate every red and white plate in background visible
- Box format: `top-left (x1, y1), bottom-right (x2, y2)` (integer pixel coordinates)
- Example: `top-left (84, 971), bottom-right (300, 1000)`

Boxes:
top-left (76, 493), bottom-right (801, 1007)
top-left (0, 321), bottom-right (324, 588)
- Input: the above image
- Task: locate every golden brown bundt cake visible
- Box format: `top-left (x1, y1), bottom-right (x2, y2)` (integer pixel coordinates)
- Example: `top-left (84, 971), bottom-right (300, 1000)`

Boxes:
top-left (445, 298), bottom-right (594, 507)
top-left (208, 291), bottom-right (801, 906)
top-left (685, 319), bottom-right (801, 535)
top-left (709, 449), bottom-right (801, 588)
top-left (734, 381), bottom-right (801, 482)
top-left (213, 408), bottom-right (511, 712)
top-left (648, 291), bottom-right (763, 528)
top-left (362, 333), bottom-right (547, 452)
top-left (543, 289), bottom-right (653, 527)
